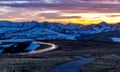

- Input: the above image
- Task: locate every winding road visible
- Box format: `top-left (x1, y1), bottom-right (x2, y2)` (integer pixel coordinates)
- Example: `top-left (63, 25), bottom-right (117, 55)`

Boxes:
top-left (51, 57), bottom-right (95, 72)
top-left (0, 39), bottom-right (58, 55)
top-left (0, 39), bottom-right (96, 72)
top-left (26, 41), bottom-right (58, 54)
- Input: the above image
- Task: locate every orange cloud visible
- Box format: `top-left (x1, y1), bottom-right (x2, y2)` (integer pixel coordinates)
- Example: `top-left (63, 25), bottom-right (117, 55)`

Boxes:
top-left (37, 13), bottom-right (120, 24)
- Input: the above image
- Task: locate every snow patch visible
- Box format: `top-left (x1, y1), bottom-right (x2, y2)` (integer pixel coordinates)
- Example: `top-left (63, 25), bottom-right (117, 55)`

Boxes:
top-left (25, 42), bottom-right (40, 51)
top-left (0, 44), bottom-right (14, 48)
top-left (0, 50), bottom-right (3, 53)
top-left (0, 39), bottom-right (33, 43)
top-left (111, 37), bottom-right (120, 42)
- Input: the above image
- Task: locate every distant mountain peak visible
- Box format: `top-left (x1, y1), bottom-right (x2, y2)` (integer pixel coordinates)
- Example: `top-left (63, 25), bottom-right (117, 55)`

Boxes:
top-left (99, 21), bottom-right (108, 25)
top-left (0, 20), bottom-right (120, 40)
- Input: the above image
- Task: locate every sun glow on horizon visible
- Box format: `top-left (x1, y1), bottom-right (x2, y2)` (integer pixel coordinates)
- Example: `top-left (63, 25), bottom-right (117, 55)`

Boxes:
top-left (0, 14), bottom-right (120, 25)
top-left (37, 13), bottom-right (120, 25)
top-left (0, 0), bottom-right (120, 25)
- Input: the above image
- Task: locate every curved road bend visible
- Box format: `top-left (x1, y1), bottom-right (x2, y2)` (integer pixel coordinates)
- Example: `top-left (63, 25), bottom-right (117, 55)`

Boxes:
top-left (20, 41), bottom-right (58, 55)
top-left (51, 57), bottom-right (95, 72)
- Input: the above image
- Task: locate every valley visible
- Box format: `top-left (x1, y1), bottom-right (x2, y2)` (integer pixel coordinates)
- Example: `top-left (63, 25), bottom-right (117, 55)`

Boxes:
top-left (0, 21), bottom-right (120, 72)
top-left (0, 40), bottom-right (119, 72)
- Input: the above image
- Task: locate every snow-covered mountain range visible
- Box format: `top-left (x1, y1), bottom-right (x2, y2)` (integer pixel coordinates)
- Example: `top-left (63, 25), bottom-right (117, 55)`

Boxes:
top-left (0, 21), bottom-right (120, 40)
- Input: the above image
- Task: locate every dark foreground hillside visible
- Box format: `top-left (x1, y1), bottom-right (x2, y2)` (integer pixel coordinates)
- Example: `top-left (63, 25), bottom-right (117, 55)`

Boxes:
top-left (88, 31), bottom-right (120, 42)
top-left (0, 40), bottom-right (120, 72)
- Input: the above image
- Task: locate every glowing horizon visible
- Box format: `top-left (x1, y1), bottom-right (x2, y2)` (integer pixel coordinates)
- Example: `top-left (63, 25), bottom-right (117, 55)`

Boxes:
top-left (0, 0), bottom-right (120, 25)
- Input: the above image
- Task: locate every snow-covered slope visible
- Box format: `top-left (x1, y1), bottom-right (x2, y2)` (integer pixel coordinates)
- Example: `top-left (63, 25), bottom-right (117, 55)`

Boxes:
top-left (0, 21), bottom-right (120, 40)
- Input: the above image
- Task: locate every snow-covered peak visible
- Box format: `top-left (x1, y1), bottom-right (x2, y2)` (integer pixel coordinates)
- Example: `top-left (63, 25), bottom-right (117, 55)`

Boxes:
top-left (0, 21), bottom-right (120, 40)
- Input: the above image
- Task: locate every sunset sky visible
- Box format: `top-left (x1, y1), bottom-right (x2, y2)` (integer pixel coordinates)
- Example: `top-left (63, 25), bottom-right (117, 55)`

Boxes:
top-left (0, 0), bottom-right (120, 24)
